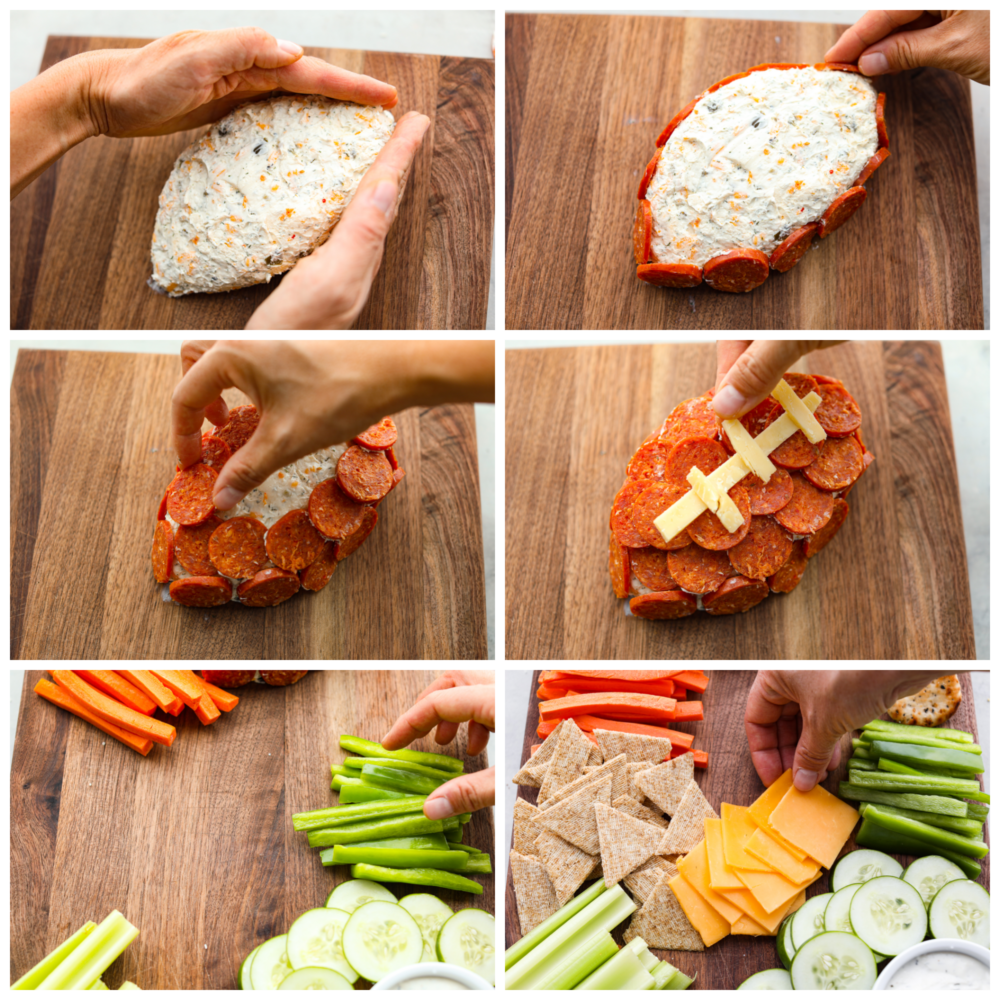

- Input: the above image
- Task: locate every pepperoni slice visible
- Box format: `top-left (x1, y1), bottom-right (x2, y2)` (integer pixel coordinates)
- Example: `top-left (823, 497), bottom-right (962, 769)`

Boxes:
top-left (815, 384), bottom-right (862, 436)
top-left (819, 186), bottom-right (866, 238)
top-left (200, 433), bottom-right (232, 469)
top-left (151, 520), bottom-right (174, 583)
top-left (667, 545), bottom-right (732, 595)
top-left (630, 548), bottom-right (677, 592)
top-left (770, 430), bottom-right (818, 470)
top-left (633, 200), bottom-right (652, 265)
top-left (857, 147), bottom-right (890, 186)
top-left (813, 375), bottom-right (844, 386)
top-left (804, 436), bottom-right (864, 491)
top-left (703, 576), bottom-right (769, 615)
top-left (337, 445), bottom-right (393, 504)
top-left (353, 417), bottom-right (397, 451)
top-left (727, 516), bottom-right (794, 580)
top-left (237, 568), bottom-right (301, 608)
top-left (265, 509), bottom-right (326, 571)
top-left (664, 436), bottom-right (728, 489)
top-left (767, 541), bottom-right (808, 593)
top-left (703, 249), bottom-right (770, 293)
top-left (309, 478), bottom-right (368, 539)
top-left (659, 396), bottom-right (719, 446)
top-left (637, 148), bottom-right (662, 200)
top-left (157, 489), bottom-right (168, 521)
top-left (656, 95), bottom-right (703, 147)
top-left (876, 92), bottom-right (889, 149)
top-left (631, 482), bottom-right (690, 550)
top-left (636, 263), bottom-right (703, 288)
top-left (687, 484), bottom-right (751, 550)
top-left (213, 404), bottom-right (260, 452)
top-left (169, 576), bottom-right (232, 607)
top-left (627, 441), bottom-right (673, 481)
top-left (609, 534), bottom-right (630, 599)
top-left (338, 507), bottom-right (379, 560)
top-left (166, 463), bottom-right (218, 526)
top-left (721, 398), bottom-right (781, 452)
top-left (386, 445), bottom-right (400, 471)
top-left (769, 223), bottom-right (818, 273)
top-left (803, 498), bottom-right (850, 558)
top-left (773, 473), bottom-right (834, 535)
top-left (629, 591), bottom-right (698, 620)
top-left (743, 468), bottom-right (793, 515)
top-left (175, 514), bottom-right (222, 576)
top-left (842, 451), bottom-right (875, 499)
top-left (781, 372), bottom-right (819, 399)
top-left (299, 541), bottom-right (340, 592)
top-left (208, 516), bottom-right (267, 578)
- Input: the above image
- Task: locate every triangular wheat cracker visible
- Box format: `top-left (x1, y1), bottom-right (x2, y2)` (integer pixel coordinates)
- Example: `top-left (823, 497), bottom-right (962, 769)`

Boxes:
top-left (657, 780), bottom-right (719, 855)
top-left (540, 753), bottom-right (628, 810)
top-left (534, 830), bottom-right (600, 906)
top-left (510, 851), bottom-right (560, 935)
top-left (623, 855), bottom-right (678, 905)
top-left (612, 793), bottom-right (670, 829)
top-left (622, 866), bottom-right (704, 951)
top-left (533, 777), bottom-right (611, 855)
top-left (511, 719), bottom-right (568, 786)
top-left (633, 753), bottom-right (695, 815)
top-left (595, 802), bottom-right (664, 886)
top-left (511, 799), bottom-right (542, 857)
top-left (595, 729), bottom-right (674, 764)
top-left (538, 720), bottom-right (593, 803)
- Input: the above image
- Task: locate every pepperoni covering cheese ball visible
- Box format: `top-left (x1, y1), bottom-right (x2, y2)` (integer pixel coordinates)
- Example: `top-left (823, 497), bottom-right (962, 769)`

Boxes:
top-left (608, 377), bottom-right (874, 620)
top-left (634, 64), bottom-right (890, 292)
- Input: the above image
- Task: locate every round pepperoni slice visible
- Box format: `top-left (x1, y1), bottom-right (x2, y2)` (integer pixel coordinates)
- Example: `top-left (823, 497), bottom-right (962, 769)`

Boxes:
top-left (337, 445), bottom-right (393, 503)
top-left (386, 445), bottom-right (400, 471)
top-left (770, 430), bottom-right (818, 469)
top-left (703, 576), bottom-right (769, 615)
top-left (813, 375), bottom-right (843, 387)
top-left (667, 545), bottom-right (732, 594)
top-left (782, 373), bottom-right (819, 399)
top-left (208, 516), bottom-right (267, 579)
top-left (633, 199), bottom-right (652, 265)
top-left (767, 541), bottom-right (808, 593)
top-left (687, 484), bottom-right (751, 550)
top-left (727, 516), bottom-right (793, 580)
top-left (353, 417), bottom-right (397, 451)
top-left (815, 384), bottom-right (862, 437)
top-left (609, 534), bottom-right (630, 599)
top-left (630, 548), bottom-right (677, 592)
top-left (200, 433), bottom-right (231, 469)
top-left (773, 473), bottom-right (834, 535)
top-left (151, 520), bottom-right (174, 583)
top-left (338, 507), bottom-right (379, 560)
top-left (769, 224), bottom-right (818, 273)
top-left (843, 451), bottom-right (875, 499)
top-left (611, 480), bottom-right (656, 548)
top-left (636, 263), bottom-right (703, 288)
top-left (664, 436), bottom-right (728, 488)
top-left (299, 541), bottom-right (340, 593)
top-left (309, 478), bottom-right (369, 540)
top-left (169, 576), bottom-right (232, 607)
top-left (629, 591), bottom-right (698, 620)
top-left (819, 186), bottom-right (866, 237)
top-left (237, 568), bottom-right (301, 607)
top-left (265, 510), bottom-right (325, 571)
top-left (166, 463), bottom-right (218, 526)
top-left (703, 248), bottom-right (770, 293)
top-left (175, 514), bottom-right (222, 576)
top-left (743, 468), bottom-right (793, 515)
top-left (803, 498), bottom-right (850, 558)
top-left (157, 489), bottom-right (168, 520)
top-left (213, 404), bottom-right (260, 452)
top-left (659, 396), bottom-right (719, 446)
top-left (804, 436), bottom-right (864, 491)
top-left (721, 398), bottom-right (781, 452)
top-left (632, 482), bottom-right (690, 550)
top-left (627, 441), bottom-right (673, 481)
top-left (637, 148), bottom-right (662, 200)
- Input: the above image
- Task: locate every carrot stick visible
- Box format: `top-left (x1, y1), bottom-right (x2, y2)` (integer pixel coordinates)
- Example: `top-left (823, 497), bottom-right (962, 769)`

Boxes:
top-left (196, 676), bottom-right (239, 712)
top-left (536, 684), bottom-right (566, 701)
top-left (529, 744), bottom-right (542, 755)
top-left (672, 746), bottom-right (709, 768)
top-left (568, 715), bottom-right (695, 748)
top-left (149, 670), bottom-right (206, 712)
top-left (193, 694), bottom-right (221, 725)
top-left (538, 692), bottom-right (678, 723)
top-left (541, 677), bottom-right (676, 698)
top-left (668, 670), bottom-right (709, 692)
top-left (36, 678), bottom-right (154, 755)
top-left (671, 701), bottom-right (704, 722)
top-left (116, 670), bottom-right (183, 715)
top-left (550, 670), bottom-right (682, 682)
top-left (73, 670), bottom-right (157, 716)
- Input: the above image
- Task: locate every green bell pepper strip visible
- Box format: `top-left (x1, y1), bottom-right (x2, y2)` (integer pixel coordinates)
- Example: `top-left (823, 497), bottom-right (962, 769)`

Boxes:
top-left (12, 921), bottom-right (98, 989)
top-left (966, 801), bottom-right (990, 821)
top-left (858, 801), bottom-right (983, 838)
top-left (330, 764), bottom-right (351, 778)
top-left (332, 846), bottom-right (470, 870)
top-left (838, 782), bottom-right (968, 816)
top-left (338, 783), bottom-right (412, 803)
top-left (848, 757), bottom-right (878, 772)
top-left (444, 825), bottom-right (463, 843)
top-left (855, 817), bottom-right (982, 878)
top-left (449, 843), bottom-right (483, 855)
top-left (292, 795), bottom-right (427, 831)
top-left (308, 813), bottom-right (458, 847)
top-left (340, 735), bottom-right (464, 773)
top-left (360, 763), bottom-right (448, 796)
top-left (870, 738), bottom-right (984, 775)
top-left (862, 804), bottom-right (989, 859)
top-left (862, 719), bottom-right (976, 746)
top-left (877, 757), bottom-right (923, 776)
top-left (342, 756), bottom-right (458, 781)
top-left (461, 854), bottom-right (492, 874)
top-left (349, 863), bottom-right (483, 895)
top-left (320, 834), bottom-right (450, 865)
top-left (846, 769), bottom-right (988, 801)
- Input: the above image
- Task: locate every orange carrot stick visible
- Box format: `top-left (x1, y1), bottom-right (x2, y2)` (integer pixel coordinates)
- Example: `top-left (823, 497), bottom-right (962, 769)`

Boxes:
top-left (196, 677), bottom-right (239, 712)
top-left (35, 678), bottom-right (154, 755)
top-left (194, 694), bottom-right (221, 725)
top-left (538, 692), bottom-right (678, 723)
top-left (116, 670), bottom-right (183, 715)
top-left (73, 670), bottom-right (157, 716)
top-left (149, 670), bottom-right (206, 711)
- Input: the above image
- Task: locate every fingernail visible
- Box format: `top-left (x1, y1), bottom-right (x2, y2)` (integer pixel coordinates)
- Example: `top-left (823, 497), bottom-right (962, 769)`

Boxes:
top-left (214, 486), bottom-right (244, 511)
top-left (859, 52), bottom-right (888, 76)
top-left (277, 39), bottom-right (304, 57)
top-left (713, 385), bottom-right (746, 417)
top-left (794, 769), bottom-right (820, 791)
top-left (370, 180), bottom-right (397, 216)
top-left (424, 797), bottom-right (454, 820)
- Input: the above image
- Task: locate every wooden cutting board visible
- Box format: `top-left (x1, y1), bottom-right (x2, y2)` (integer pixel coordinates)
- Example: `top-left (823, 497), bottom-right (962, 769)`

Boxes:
top-left (12, 670), bottom-right (495, 990)
top-left (12, 349), bottom-right (487, 659)
top-left (506, 669), bottom-right (989, 990)
top-left (506, 13), bottom-right (983, 330)
top-left (12, 36), bottom-right (494, 330)
top-left (505, 341), bottom-right (975, 659)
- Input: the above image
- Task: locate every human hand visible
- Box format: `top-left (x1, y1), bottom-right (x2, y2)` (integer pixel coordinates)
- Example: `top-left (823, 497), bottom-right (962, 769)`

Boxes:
top-left (825, 10), bottom-right (989, 86)
top-left (245, 112), bottom-right (431, 330)
top-left (80, 27), bottom-right (397, 139)
top-left (712, 339), bottom-right (845, 419)
top-left (745, 669), bottom-right (944, 791)
top-left (381, 671), bottom-right (495, 820)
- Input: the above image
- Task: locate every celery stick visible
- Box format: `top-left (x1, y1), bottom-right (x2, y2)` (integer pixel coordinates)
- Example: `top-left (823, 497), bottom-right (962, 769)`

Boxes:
top-left (574, 945), bottom-right (655, 990)
top-left (118, 983), bottom-right (141, 990)
top-left (12, 920), bottom-right (97, 989)
top-left (839, 782), bottom-right (968, 816)
top-left (664, 970), bottom-right (695, 990)
top-left (858, 802), bottom-right (984, 838)
top-left (863, 804), bottom-right (989, 859)
top-left (651, 961), bottom-right (679, 989)
top-left (337, 783), bottom-right (411, 803)
top-left (627, 938), bottom-right (658, 973)
top-left (292, 796), bottom-right (427, 831)
top-left (350, 863), bottom-right (483, 894)
top-left (89, 979), bottom-right (109, 989)
top-left (339, 735), bottom-right (464, 773)
top-left (308, 813), bottom-right (453, 847)
top-left (343, 756), bottom-right (458, 780)
top-left (37, 911), bottom-right (139, 990)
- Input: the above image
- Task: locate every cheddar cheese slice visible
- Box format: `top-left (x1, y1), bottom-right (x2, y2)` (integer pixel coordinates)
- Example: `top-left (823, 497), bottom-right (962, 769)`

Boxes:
top-left (677, 840), bottom-right (744, 924)
top-left (669, 874), bottom-right (730, 947)
top-left (704, 818), bottom-right (744, 891)
top-left (745, 826), bottom-right (821, 885)
top-left (769, 783), bottom-right (861, 869)
top-left (720, 803), bottom-right (771, 872)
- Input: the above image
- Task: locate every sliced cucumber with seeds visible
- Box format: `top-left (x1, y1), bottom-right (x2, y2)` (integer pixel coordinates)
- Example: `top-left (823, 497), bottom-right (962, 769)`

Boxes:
top-left (250, 935), bottom-right (294, 991)
top-left (790, 931), bottom-right (877, 990)
top-left (287, 907), bottom-right (358, 983)
top-left (436, 908), bottom-right (495, 985)
top-left (398, 893), bottom-right (453, 963)
top-left (903, 855), bottom-right (968, 908)
top-left (737, 968), bottom-right (793, 990)
top-left (849, 876), bottom-right (926, 956)
top-left (775, 916), bottom-right (796, 971)
top-left (326, 879), bottom-right (396, 913)
top-left (824, 884), bottom-right (862, 933)
top-left (790, 892), bottom-right (832, 951)
top-left (238, 945), bottom-right (260, 990)
top-left (277, 967), bottom-right (354, 989)
top-left (342, 901), bottom-right (423, 983)
top-left (831, 849), bottom-right (902, 891)
top-left (928, 878), bottom-right (989, 947)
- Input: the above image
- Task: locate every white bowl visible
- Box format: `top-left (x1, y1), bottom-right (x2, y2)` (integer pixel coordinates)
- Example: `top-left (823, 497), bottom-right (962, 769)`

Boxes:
top-left (873, 938), bottom-right (990, 989)
top-left (371, 962), bottom-right (493, 990)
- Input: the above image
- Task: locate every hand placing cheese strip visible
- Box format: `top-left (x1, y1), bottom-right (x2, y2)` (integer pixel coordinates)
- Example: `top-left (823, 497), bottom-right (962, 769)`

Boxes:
top-left (771, 381), bottom-right (827, 444)
top-left (722, 418), bottom-right (777, 481)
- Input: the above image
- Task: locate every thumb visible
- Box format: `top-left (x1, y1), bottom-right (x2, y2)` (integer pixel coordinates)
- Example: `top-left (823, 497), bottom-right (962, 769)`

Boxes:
top-left (211, 420), bottom-right (292, 510)
top-left (857, 21), bottom-right (973, 79)
top-left (207, 26), bottom-right (304, 72)
top-left (423, 767), bottom-right (495, 820)
top-left (792, 724), bottom-right (842, 792)
top-left (713, 340), bottom-right (821, 418)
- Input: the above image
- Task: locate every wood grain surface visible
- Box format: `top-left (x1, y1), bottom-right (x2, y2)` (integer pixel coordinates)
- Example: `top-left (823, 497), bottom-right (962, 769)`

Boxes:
top-left (505, 13), bottom-right (983, 330)
top-left (506, 669), bottom-right (989, 990)
top-left (505, 341), bottom-right (975, 659)
top-left (11, 669), bottom-right (495, 990)
top-left (12, 349), bottom-right (487, 659)
top-left (12, 36), bottom-right (493, 330)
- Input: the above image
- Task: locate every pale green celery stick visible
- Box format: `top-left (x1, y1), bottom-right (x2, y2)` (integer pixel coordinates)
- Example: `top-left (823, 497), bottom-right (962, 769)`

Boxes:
top-left (12, 920), bottom-right (97, 989)
top-left (37, 911), bottom-right (138, 991)
top-left (651, 961), bottom-right (679, 989)
top-left (664, 969), bottom-right (695, 989)
top-left (118, 983), bottom-right (142, 990)
top-left (89, 979), bottom-right (109, 989)
top-left (573, 945), bottom-right (655, 990)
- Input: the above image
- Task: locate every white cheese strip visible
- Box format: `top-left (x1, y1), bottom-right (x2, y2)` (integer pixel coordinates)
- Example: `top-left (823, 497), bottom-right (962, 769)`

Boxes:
top-left (653, 392), bottom-right (821, 543)
top-left (771, 381), bottom-right (827, 445)
top-left (722, 417), bottom-right (777, 481)
top-left (715, 490), bottom-right (745, 533)
top-left (686, 467), bottom-right (722, 513)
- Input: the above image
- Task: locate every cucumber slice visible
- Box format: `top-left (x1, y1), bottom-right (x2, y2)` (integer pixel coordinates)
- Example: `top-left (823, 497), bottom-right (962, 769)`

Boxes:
top-left (325, 879), bottom-right (397, 913)
top-left (342, 901), bottom-right (423, 983)
top-left (831, 849), bottom-right (902, 891)
top-left (238, 945), bottom-right (260, 990)
top-left (789, 931), bottom-right (877, 990)
top-left (737, 968), bottom-right (793, 989)
top-left (775, 916), bottom-right (796, 971)
top-left (286, 908), bottom-right (358, 983)
top-left (250, 935), bottom-right (293, 991)
top-left (823, 884), bottom-right (862, 933)
top-left (436, 908), bottom-right (495, 985)
top-left (903, 856), bottom-right (968, 908)
top-left (849, 876), bottom-right (927, 956)
top-left (790, 893), bottom-right (832, 951)
top-left (928, 878), bottom-right (990, 947)
top-left (277, 967), bottom-right (353, 989)
top-left (398, 893), bottom-right (453, 963)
